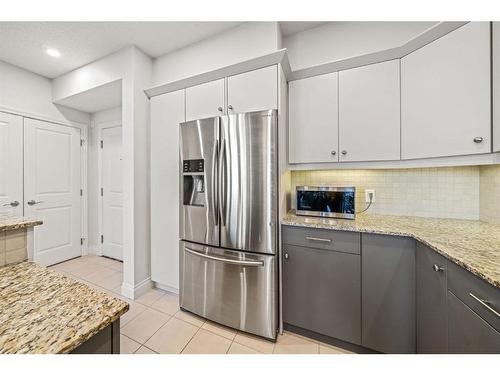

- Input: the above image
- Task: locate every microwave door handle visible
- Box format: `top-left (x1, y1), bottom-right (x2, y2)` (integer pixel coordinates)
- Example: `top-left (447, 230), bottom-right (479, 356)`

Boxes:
top-left (211, 139), bottom-right (219, 226)
top-left (185, 247), bottom-right (264, 267)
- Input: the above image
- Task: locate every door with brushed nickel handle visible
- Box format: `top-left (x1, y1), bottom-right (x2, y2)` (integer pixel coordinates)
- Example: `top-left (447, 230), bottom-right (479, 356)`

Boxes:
top-left (0, 112), bottom-right (23, 216)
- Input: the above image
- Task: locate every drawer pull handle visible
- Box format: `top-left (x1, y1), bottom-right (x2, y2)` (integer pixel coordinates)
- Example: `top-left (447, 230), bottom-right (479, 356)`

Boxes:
top-left (469, 293), bottom-right (500, 318)
top-left (432, 264), bottom-right (444, 272)
top-left (306, 236), bottom-right (331, 243)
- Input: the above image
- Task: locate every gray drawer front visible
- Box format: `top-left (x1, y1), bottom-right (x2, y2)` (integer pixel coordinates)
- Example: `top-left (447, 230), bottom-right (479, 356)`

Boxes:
top-left (448, 260), bottom-right (500, 332)
top-left (282, 225), bottom-right (360, 254)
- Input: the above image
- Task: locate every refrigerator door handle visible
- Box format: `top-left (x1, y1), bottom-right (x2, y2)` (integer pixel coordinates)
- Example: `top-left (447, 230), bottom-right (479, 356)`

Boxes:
top-left (211, 139), bottom-right (219, 226)
top-left (219, 138), bottom-right (227, 226)
top-left (185, 247), bottom-right (264, 267)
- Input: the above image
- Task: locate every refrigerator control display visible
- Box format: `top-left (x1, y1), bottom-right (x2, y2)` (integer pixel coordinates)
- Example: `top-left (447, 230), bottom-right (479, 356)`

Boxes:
top-left (183, 159), bottom-right (204, 173)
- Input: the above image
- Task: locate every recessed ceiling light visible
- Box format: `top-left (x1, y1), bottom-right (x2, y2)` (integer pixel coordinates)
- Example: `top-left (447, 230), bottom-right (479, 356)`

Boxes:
top-left (45, 48), bottom-right (61, 58)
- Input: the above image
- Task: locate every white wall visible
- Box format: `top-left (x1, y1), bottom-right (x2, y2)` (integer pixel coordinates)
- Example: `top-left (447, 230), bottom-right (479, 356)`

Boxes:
top-left (283, 22), bottom-right (438, 71)
top-left (53, 46), bottom-right (153, 299)
top-left (153, 22), bottom-right (281, 85)
top-left (88, 106), bottom-right (122, 252)
top-left (0, 60), bottom-right (89, 124)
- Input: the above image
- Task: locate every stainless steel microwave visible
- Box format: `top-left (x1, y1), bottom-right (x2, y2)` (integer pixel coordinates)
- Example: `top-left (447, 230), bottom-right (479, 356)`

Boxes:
top-left (296, 186), bottom-right (356, 219)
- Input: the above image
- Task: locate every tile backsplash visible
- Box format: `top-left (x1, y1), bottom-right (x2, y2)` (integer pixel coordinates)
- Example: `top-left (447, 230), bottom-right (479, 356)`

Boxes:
top-left (479, 165), bottom-right (500, 224)
top-left (290, 167), bottom-right (480, 220)
top-left (0, 228), bottom-right (27, 267)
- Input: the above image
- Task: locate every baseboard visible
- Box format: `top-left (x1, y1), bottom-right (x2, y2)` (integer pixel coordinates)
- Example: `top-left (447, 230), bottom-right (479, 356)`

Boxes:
top-left (121, 277), bottom-right (153, 300)
top-left (153, 282), bottom-right (179, 294)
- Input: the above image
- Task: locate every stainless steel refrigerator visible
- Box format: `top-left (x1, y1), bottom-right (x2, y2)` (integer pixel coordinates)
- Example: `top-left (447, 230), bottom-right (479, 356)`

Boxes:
top-left (179, 109), bottom-right (278, 340)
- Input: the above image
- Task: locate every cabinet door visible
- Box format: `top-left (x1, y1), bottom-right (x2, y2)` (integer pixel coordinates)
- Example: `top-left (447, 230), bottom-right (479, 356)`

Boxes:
top-left (289, 73), bottom-right (339, 164)
top-left (283, 244), bottom-right (361, 345)
top-left (226, 65), bottom-right (277, 114)
top-left (0, 112), bottom-right (23, 217)
top-left (448, 291), bottom-right (500, 353)
top-left (362, 234), bottom-right (416, 353)
top-left (401, 22), bottom-right (491, 159)
top-left (416, 242), bottom-right (448, 353)
top-left (339, 60), bottom-right (400, 162)
top-left (493, 22), bottom-right (500, 152)
top-left (151, 89), bottom-right (185, 290)
top-left (185, 79), bottom-right (224, 121)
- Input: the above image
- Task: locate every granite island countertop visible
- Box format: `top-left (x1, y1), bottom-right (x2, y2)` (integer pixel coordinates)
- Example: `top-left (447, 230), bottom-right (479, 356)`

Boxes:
top-left (282, 212), bottom-right (500, 289)
top-left (0, 214), bottom-right (43, 232)
top-left (0, 262), bottom-right (128, 354)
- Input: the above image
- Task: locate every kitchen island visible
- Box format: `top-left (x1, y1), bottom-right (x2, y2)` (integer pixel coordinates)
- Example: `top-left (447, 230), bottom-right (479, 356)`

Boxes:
top-left (0, 261), bottom-right (128, 354)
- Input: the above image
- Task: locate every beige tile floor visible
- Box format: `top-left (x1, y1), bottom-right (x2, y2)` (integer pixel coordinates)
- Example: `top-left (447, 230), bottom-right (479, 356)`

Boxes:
top-left (50, 255), bottom-right (354, 355)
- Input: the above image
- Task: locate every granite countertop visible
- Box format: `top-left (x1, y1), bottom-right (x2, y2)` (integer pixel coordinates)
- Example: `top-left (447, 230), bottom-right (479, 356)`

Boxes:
top-left (0, 215), bottom-right (43, 232)
top-left (282, 212), bottom-right (500, 289)
top-left (0, 262), bottom-right (128, 354)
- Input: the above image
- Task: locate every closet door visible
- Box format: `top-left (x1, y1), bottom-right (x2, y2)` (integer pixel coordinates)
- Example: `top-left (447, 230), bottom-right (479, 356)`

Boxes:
top-left (0, 112), bottom-right (23, 217)
top-left (401, 22), bottom-right (491, 159)
top-left (289, 73), bottom-right (339, 164)
top-left (339, 60), bottom-right (401, 162)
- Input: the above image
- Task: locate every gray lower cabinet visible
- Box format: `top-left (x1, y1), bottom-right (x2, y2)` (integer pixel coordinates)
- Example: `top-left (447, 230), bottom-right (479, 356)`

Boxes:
top-left (71, 320), bottom-right (120, 354)
top-left (362, 234), bottom-right (416, 353)
top-left (448, 291), bottom-right (500, 353)
top-left (416, 242), bottom-right (448, 353)
top-left (282, 243), bottom-right (361, 345)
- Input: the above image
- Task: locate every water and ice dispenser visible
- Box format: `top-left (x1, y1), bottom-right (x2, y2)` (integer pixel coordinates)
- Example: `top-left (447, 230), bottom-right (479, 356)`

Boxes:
top-left (182, 159), bottom-right (205, 207)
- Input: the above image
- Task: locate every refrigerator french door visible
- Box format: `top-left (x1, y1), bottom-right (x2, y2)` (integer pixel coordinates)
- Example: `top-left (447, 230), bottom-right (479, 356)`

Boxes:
top-left (179, 110), bottom-right (278, 340)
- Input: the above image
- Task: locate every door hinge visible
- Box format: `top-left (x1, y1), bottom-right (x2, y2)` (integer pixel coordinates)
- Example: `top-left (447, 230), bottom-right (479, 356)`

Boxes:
top-left (100, 187), bottom-right (103, 196)
top-left (101, 235), bottom-right (104, 244)
top-left (100, 140), bottom-right (103, 148)
top-left (80, 238), bottom-right (84, 245)
top-left (80, 189), bottom-right (83, 196)
top-left (80, 139), bottom-right (84, 146)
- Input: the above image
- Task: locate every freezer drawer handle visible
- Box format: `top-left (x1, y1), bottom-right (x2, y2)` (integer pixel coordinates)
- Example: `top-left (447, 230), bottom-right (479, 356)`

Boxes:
top-left (306, 236), bottom-right (332, 243)
top-left (185, 247), bottom-right (264, 267)
top-left (469, 293), bottom-right (500, 318)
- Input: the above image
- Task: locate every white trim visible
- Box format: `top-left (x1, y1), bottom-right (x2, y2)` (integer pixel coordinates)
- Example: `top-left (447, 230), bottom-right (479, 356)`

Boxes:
top-left (145, 49), bottom-right (289, 98)
top-left (0, 105), bottom-right (89, 129)
top-left (288, 152), bottom-right (500, 171)
top-left (96, 120), bottom-right (122, 258)
top-left (80, 126), bottom-right (88, 257)
top-left (153, 282), bottom-right (179, 295)
top-left (121, 277), bottom-right (153, 300)
top-left (288, 22), bottom-right (468, 81)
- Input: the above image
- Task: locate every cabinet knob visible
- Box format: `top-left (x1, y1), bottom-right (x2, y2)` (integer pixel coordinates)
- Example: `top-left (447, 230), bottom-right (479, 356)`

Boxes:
top-left (432, 264), bottom-right (444, 272)
top-left (217, 106), bottom-right (223, 112)
top-left (341, 150), bottom-right (347, 155)
top-left (284, 253), bottom-right (289, 259)
top-left (473, 137), bottom-right (484, 143)
top-left (228, 105), bottom-right (233, 110)
top-left (331, 150), bottom-right (337, 156)
top-left (2, 200), bottom-right (19, 207)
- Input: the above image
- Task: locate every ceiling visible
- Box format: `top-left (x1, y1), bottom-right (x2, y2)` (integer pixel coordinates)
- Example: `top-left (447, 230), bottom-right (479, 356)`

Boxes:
top-left (0, 22), bottom-right (242, 78)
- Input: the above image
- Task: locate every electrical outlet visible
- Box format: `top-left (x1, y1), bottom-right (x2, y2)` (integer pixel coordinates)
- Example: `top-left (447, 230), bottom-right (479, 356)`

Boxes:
top-left (365, 189), bottom-right (375, 203)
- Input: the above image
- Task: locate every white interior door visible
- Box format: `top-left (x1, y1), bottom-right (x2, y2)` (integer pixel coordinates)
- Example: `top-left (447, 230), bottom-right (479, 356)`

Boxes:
top-left (101, 125), bottom-right (123, 261)
top-left (0, 112), bottom-right (23, 216)
top-left (24, 118), bottom-right (81, 266)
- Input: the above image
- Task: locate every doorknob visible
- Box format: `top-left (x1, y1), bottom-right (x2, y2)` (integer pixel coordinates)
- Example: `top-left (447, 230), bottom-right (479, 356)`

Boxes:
top-left (27, 200), bottom-right (44, 206)
top-left (2, 201), bottom-right (19, 207)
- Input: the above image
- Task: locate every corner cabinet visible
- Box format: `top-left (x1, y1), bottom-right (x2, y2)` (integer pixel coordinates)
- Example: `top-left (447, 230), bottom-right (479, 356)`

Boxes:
top-left (338, 60), bottom-right (401, 162)
top-left (185, 65), bottom-right (278, 122)
top-left (401, 22), bottom-right (491, 159)
top-left (150, 89), bottom-right (186, 291)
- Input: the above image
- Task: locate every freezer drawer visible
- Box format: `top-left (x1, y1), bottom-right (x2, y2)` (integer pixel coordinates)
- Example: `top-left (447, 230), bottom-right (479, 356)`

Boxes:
top-left (179, 241), bottom-right (277, 340)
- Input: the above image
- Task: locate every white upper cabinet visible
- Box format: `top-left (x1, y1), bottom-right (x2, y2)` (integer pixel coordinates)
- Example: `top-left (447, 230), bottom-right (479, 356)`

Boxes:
top-left (186, 78), bottom-right (225, 121)
top-left (339, 60), bottom-right (401, 162)
top-left (227, 65), bottom-right (278, 114)
top-left (401, 22), bottom-right (491, 160)
top-left (289, 72), bottom-right (339, 164)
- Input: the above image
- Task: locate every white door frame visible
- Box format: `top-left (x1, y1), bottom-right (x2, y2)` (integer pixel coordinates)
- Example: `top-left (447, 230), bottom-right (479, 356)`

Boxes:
top-left (22, 116), bottom-right (88, 261)
top-left (96, 120), bottom-right (122, 257)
